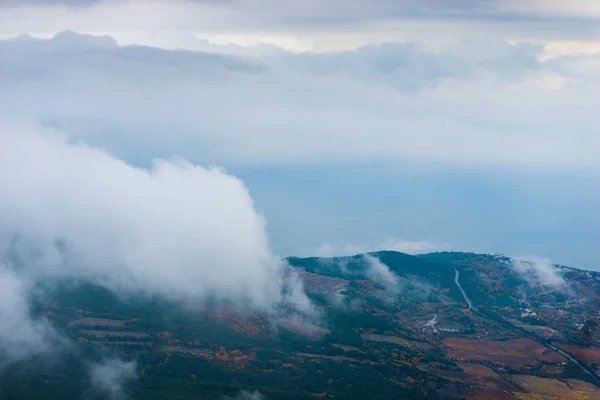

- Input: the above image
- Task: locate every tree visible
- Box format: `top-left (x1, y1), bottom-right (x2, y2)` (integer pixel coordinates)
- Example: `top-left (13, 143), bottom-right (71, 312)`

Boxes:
top-left (578, 316), bottom-right (599, 346)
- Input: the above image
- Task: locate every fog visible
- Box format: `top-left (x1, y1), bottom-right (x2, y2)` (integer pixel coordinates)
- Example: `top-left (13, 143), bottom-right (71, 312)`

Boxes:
top-left (224, 390), bottom-right (265, 400)
top-left (512, 257), bottom-right (566, 288)
top-left (90, 358), bottom-right (137, 400)
top-left (0, 125), bottom-right (315, 364)
top-left (363, 254), bottom-right (401, 294)
top-left (0, 126), bottom-right (290, 307)
top-left (0, 264), bottom-right (55, 367)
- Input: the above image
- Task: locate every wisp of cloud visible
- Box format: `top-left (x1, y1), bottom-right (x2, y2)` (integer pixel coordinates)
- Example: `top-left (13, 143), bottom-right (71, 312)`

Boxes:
top-left (363, 254), bottom-right (401, 294)
top-left (224, 389), bottom-right (265, 400)
top-left (511, 257), bottom-right (565, 288)
top-left (0, 264), bottom-right (55, 367)
top-left (90, 358), bottom-right (137, 400)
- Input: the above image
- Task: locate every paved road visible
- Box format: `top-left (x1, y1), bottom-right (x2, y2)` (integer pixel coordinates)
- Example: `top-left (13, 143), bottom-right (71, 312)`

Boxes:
top-left (453, 268), bottom-right (600, 384)
top-left (454, 268), bottom-right (474, 310)
top-left (544, 342), bottom-right (600, 380)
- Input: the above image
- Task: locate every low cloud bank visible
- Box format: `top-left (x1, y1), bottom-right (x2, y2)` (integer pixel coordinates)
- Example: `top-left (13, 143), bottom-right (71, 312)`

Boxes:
top-left (0, 125), bottom-right (313, 363)
top-left (511, 257), bottom-right (565, 288)
top-left (0, 126), bottom-right (293, 308)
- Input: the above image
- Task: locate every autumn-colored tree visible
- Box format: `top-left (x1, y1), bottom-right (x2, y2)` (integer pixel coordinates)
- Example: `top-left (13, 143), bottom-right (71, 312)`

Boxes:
top-left (578, 316), bottom-right (599, 345)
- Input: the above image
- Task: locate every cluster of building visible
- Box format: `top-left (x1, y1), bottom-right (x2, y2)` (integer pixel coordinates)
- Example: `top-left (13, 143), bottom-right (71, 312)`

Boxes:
top-left (520, 308), bottom-right (537, 318)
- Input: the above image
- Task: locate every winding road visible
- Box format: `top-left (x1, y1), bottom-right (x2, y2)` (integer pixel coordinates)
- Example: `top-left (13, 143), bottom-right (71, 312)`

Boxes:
top-left (452, 267), bottom-right (600, 383)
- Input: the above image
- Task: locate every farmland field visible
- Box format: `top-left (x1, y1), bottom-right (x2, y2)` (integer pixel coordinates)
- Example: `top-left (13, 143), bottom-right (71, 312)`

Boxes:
top-left (68, 317), bottom-right (129, 328)
top-left (158, 346), bottom-right (213, 357)
top-left (79, 330), bottom-right (150, 338)
top-left (558, 344), bottom-right (600, 364)
top-left (443, 338), bottom-right (565, 366)
top-left (507, 319), bottom-right (558, 339)
top-left (437, 361), bottom-right (520, 399)
top-left (294, 269), bottom-right (350, 294)
top-left (362, 333), bottom-right (433, 350)
top-left (511, 375), bottom-right (600, 400)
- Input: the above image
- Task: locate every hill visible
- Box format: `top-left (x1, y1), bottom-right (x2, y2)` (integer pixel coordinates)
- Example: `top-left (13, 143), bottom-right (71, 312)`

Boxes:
top-left (2, 251), bottom-right (600, 400)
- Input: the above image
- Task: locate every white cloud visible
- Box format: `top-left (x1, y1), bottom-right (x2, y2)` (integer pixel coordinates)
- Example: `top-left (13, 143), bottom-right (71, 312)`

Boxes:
top-left (511, 70), bottom-right (570, 91)
top-left (0, 264), bottom-right (57, 367)
top-left (363, 254), bottom-right (401, 294)
top-left (2, 1), bottom-right (600, 38)
top-left (275, 313), bottom-right (329, 339)
top-left (0, 124), bottom-right (323, 367)
top-left (0, 125), bottom-right (303, 310)
top-left (0, 1), bottom-right (599, 57)
top-left (281, 269), bottom-right (315, 316)
top-left (496, 0), bottom-right (600, 19)
top-left (90, 358), bottom-right (137, 400)
top-left (511, 256), bottom-right (565, 288)
top-left (1, 33), bottom-right (598, 170)
top-left (1, 120), bottom-right (333, 366)
top-left (540, 40), bottom-right (600, 61)
top-left (225, 390), bottom-right (265, 400)
top-left (327, 292), bottom-right (347, 309)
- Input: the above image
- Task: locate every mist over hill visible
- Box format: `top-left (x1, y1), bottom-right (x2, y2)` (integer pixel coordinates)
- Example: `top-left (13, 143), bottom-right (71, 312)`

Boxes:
top-left (2, 249), bottom-right (600, 399)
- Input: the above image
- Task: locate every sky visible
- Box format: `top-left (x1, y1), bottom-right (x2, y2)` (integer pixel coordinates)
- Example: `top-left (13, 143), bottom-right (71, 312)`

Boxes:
top-left (0, 0), bottom-right (599, 271)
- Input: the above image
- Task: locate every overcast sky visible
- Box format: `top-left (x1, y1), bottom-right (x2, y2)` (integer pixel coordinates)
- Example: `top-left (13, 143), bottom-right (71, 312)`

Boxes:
top-left (0, 0), bottom-right (599, 269)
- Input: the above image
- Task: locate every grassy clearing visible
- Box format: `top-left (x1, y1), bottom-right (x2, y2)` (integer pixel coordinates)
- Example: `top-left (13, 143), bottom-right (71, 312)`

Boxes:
top-left (361, 333), bottom-right (433, 350)
top-left (79, 330), bottom-right (150, 338)
top-left (68, 318), bottom-right (129, 328)
top-left (512, 375), bottom-right (600, 400)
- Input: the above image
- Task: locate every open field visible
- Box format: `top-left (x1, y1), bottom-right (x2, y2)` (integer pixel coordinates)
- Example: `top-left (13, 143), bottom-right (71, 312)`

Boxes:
top-left (437, 361), bottom-right (520, 397)
top-left (443, 338), bottom-right (565, 366)
top-left (507, 319), bottom-right (558, 339)
top-left (294, 352), bottom-right (360, 363)
top-left (158, 346), bottom-right (213, 358)
top-left (90, 340), bottom-right (151, 345)
top-left (89, 341), bottom-right (152, 349)
top-left (557, 344), bottom-right (600, 364)
top-left (361, 333), bottom-right (433, 350)
top-left (332, 344), bottom-right (360, 352)
top-left (466, 389), bottom-right (518, 400)
top-left (68, 318), bottom-right (129, 328)
top-left (295, 269), bottom-right (350, 294)
top-left (437, 362), bottom-right (500, 383)
top-left (439, 386), bottom-right (518, 400)
top-left (511, 375), bottom-right (600, 400)
top-left (79, 330), bottom-right (150, 339)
